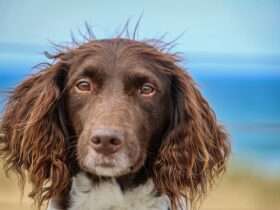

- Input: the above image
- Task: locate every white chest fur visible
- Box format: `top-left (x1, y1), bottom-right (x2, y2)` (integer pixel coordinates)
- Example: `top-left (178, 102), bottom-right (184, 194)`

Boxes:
top-left (64, 173), bottom-right (170, 210)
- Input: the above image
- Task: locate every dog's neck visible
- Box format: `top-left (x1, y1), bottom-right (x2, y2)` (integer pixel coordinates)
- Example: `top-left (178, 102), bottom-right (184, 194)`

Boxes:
top-left (47, 172), bottom-right (170, 210)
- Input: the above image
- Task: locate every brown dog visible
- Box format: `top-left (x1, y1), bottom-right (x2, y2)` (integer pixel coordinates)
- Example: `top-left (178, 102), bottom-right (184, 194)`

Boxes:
top-left (0, 34), bottom-right (230, 210)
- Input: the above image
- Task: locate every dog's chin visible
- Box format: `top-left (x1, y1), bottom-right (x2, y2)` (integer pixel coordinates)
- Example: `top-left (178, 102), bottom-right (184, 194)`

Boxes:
top-left (92, 165), bottom-right (134, 177)
top-left (83, 161), bottom-right (141, 177)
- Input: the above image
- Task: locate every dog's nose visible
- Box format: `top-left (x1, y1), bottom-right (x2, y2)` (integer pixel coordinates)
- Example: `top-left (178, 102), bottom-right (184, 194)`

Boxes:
top-left (91, 128), bottom-right (124, 155)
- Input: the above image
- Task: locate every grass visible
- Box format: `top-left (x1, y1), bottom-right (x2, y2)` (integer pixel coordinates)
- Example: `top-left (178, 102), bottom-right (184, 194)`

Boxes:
top-left (0, 162), bottom-right (280, 210)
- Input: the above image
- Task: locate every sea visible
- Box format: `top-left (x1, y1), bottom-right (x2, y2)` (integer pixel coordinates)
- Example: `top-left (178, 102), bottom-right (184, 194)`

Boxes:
top-left (0, 51), bottom-right (279, 175)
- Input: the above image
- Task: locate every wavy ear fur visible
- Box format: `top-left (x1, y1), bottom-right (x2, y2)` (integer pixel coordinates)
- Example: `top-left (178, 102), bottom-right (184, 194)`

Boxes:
top-left (153, 68), bottom-right (230, 210)
top-left (0, 62), bottom-right (70, 206)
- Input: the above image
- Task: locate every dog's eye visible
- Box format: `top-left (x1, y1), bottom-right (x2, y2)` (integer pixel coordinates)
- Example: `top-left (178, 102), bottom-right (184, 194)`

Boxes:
top-left (139, 83), bottom-right (156, 96)
top-left (75, 80), bottom-right (92, 92)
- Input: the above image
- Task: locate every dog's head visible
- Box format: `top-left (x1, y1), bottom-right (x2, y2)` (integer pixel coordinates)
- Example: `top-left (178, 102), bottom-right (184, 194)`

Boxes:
top-left (0, 38), bottom-right (230, 209)
top-left (65, 40), bottom-right (172, 178)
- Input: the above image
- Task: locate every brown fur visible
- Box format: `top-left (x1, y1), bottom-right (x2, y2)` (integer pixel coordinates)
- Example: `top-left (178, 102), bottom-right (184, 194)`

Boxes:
top-left (0, 35), bottom-right (230, 210)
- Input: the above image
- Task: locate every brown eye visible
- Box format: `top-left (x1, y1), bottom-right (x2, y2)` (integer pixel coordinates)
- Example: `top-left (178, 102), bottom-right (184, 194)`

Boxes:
top-left (75, 80), bottom-right (92, 92)
top-left (139, 83), bottom-right (156, 96)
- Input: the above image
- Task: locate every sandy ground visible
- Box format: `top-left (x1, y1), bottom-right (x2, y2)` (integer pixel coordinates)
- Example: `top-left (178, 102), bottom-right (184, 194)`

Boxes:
top-left (0, 165), bottom-right (279, 210)
top-left (201, 168), bottom-right (280, 210)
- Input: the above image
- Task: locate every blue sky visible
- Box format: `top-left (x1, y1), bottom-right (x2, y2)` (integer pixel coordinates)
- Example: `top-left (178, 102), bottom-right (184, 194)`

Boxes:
top-left (0, 0), bottom-right (280, 55)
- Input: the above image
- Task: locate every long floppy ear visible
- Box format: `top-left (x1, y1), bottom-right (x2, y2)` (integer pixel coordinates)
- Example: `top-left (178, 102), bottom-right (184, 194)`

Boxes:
top-left (0, 61), bottom-right (70, 206)
top-left (153, 68), bottom-right (230, 210)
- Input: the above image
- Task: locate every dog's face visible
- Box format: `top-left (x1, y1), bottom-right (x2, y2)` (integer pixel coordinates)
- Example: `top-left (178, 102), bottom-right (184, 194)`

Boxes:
top-left (66, 40), bottom-right (172, 177)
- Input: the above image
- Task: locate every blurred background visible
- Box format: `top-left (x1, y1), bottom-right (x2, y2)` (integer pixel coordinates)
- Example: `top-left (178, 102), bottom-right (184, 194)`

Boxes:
top-left (0, 0), bottom-right (279, 209)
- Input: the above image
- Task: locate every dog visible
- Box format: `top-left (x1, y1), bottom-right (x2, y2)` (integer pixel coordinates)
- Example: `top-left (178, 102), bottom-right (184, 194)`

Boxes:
top-left (0, 33), bottom-right (230, 210)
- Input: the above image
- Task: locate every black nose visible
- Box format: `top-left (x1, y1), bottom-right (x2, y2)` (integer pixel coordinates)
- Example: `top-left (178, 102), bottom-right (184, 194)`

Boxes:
top-left (91, 128), bottom-right (124, 155)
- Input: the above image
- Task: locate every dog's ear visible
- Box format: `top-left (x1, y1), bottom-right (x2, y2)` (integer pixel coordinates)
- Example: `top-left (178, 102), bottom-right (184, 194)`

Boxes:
top-left (153, 68), bottom-right (230, 210)
top-left (0, 61), bottom-right (71, 206)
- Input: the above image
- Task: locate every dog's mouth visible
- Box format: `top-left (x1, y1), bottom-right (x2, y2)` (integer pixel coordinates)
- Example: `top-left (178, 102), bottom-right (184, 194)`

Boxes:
top-left (96, 162), bottom-right (115, 168)
top-left (79, 146), bottom-right (143, 177)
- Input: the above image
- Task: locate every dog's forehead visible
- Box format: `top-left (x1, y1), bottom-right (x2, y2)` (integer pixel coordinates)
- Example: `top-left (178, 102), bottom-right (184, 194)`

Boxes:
top-left (69, 40), bottom-right (164, 78)
top-left (78, 40), bottom-right (152, 69)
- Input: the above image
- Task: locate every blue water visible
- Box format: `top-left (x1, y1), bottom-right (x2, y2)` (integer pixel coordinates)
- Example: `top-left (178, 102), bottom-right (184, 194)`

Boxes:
top-left (188, 62), bottom-right (280, 173)
top-left (195, 74), bottom-right (280, 171)
top-left (1, 55), bottom-right (280, 173)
